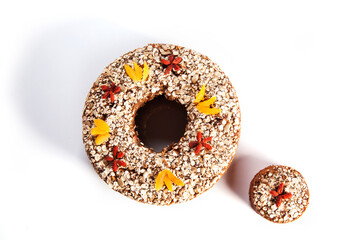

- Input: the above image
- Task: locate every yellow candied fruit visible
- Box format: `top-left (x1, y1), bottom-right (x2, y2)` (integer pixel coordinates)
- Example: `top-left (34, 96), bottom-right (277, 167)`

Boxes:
top-left (194, 85), bottom-right (221, 115)
top-left (155, 169), bottom-right (184, 192)
top-left (124, 64), bottom-right (137, 81)
top-left (164, 176), bottom-right (173, 192)
top-left (197, 96), bottom-right (216, 107)
top-left (95, 133), bottom-right (110, 145)
top-left (133, 62), bottom-right (142, 81)
top-left (196, 105), bottom-right (221, 115)
top-left (91, 119), bottom-right (111, 145)
top-left (91, 127), bottom-right (108, 136)
top-left (194, 84), bottom-right (205, 103)
top-left (155, 170), bottom-right (166, 191)
top-left (142, 62), bottom-right (149, 81)
top-left (124, 61), bottom-right (149, 82)
top-left (93, 119), bottom-right (110, 132)
top-left (165, 170), bottom-right (185, 186)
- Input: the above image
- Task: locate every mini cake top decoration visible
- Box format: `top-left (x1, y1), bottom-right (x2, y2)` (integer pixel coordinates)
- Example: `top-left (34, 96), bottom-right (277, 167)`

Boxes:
top-left (249, 165), bottom-right (310, 223)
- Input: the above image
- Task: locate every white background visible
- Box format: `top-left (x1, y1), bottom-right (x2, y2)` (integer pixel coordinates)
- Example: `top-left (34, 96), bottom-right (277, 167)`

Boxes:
top-left (1, 0), bottom-right (359, 239)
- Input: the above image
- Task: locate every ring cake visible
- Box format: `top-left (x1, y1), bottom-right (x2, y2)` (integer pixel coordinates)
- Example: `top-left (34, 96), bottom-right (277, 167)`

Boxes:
top-left (249, 165), bottom-right (310, 223)
top-left (82, 43), bottom-right (241, 205)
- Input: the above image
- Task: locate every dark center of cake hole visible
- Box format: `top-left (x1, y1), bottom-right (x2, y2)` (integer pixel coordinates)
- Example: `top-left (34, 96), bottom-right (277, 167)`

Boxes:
top-left (135, 95), bottom-right (188, 152)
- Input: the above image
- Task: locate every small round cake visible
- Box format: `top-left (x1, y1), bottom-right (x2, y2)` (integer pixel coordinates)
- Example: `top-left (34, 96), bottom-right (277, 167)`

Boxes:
top-left (82, 43), bottom-right (241, 205)
top-left (249, 165), bottom-right (310, 223)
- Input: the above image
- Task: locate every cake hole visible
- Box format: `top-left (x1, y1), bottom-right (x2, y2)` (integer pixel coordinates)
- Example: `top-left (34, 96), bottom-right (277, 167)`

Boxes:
top-left (135, 95), bottom-right (188, 152)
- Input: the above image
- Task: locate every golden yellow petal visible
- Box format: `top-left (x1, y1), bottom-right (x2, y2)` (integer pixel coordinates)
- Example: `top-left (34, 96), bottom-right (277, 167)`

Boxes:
top-left (133, 62), bottom-right (142, 81)
top-left (155, 170), bottom-right (166, 191)
top-left (124, 64), bottom-right (137, 81)
top-left (166, 170), bottom-right (184, 186)
top-left (142, 62), bottom-right (149, 81)
top-left (91, 127), bottom-right (108, 136)
top-left (93, 119), bottom-right (110, 132)
top-left (194, 84), bottom-right (206, 103)
top-left (196, 105), bottom-right (222, 115)
top-left (95, 133), bottom-right (110, 145)
top-left (197, 96), bottom-right (216, 107)
top-left (164, 176), bottom-right (173, 192)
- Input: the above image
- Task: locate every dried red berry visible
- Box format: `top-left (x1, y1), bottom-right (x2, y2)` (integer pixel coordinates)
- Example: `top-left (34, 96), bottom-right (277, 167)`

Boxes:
top-left (277, 182), bottom-right (284, 194)
top-left (202, 137), bottom-right (212, 143)
top-left (189, 141), bottom-right (199, 148)
top-left (104, 146), bottom-right (126, 171)
top-left (161, 54), bottom-right (182, 75)
top-left (118, 161), bottom-right (127, 167)
top-left (276, 197), bottom-right (283, 208)
top-left (269, 190), bottom-right (279, 197)
top-left (101, 82), bottom-right (121, 103)
top-left (282, 193), bottom-right (293, 199)
top-left (189, 131), bottom-right (213, 155)
top-left (195, 144), bottom-right (202, 155)
top-left (270, 182), bottom-right (293, 208)
top-left (197, 132), bottom-right (202, 142)
top-left (202, 143), bottom-right (212, 150)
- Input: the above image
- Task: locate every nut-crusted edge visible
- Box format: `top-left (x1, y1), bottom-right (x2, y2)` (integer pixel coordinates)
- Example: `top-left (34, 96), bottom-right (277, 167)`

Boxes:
top-left (249, 165), bottom-right (310, 223)
top-left (82, 43), bottom-right (241, 205)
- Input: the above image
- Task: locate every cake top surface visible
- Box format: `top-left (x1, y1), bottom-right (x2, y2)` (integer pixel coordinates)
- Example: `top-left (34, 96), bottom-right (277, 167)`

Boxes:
top-left (82, 43), bottom-right (241, 205)
top-left (249, 165), bottom-right (310, 223)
